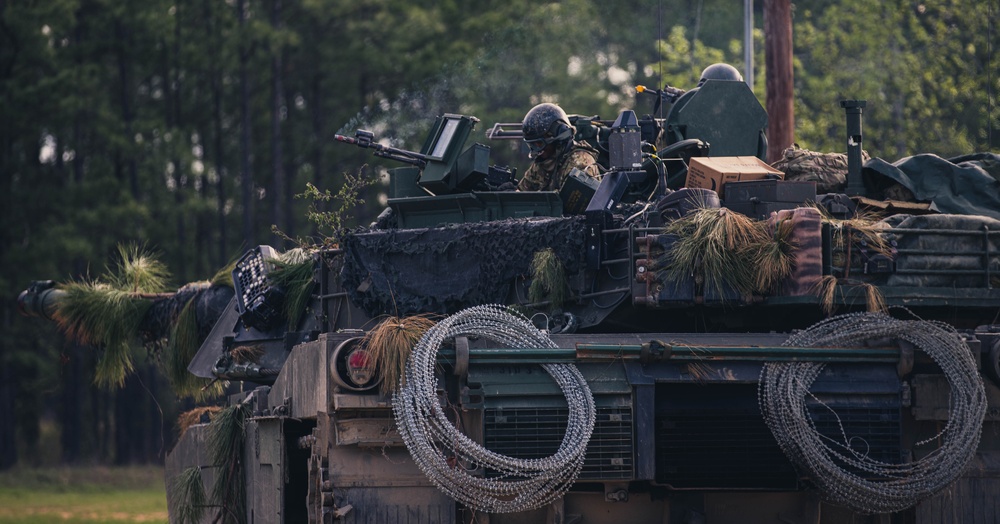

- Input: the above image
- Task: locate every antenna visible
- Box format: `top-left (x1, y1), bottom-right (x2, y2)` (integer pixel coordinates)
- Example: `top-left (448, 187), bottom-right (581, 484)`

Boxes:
top-left (658, 0), bottom-right (663, 119)
top-left (744, 0), bottom-right (754, 91)
top-left (989, 0), bottom-right (994, 150)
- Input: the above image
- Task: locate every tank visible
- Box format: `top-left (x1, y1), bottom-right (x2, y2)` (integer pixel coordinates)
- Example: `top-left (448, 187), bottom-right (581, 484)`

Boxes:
top-left (19, 82), bottom-right (1000, 524)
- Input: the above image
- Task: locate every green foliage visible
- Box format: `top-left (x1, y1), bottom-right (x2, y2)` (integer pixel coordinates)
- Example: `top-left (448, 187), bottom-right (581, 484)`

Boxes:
top-left (208, 403), bottom-right (250, 524)
top-left (793, 0), bottom-right (996, 157)
top-left (164, 298), bottom-right (224, 401)
top-left (170, 467), bottom-right (207, 524)
top-left (283, 170), bottom-right (377, 248)
top-left (55, 282), bottom-right (152, 389)
top-left (211, 260), bottom-right (238, 288)
top-left (0, 466), bottom-right (166, 523)
top-left (268, 250), bottom-right (316, 330)
top-left (662, 207), bottom-right (768, 299)
top-left (51, 245), bottom-right (170, 388)
top-left (111, 244), bottom-right (171, 294)
top-left (528, 248), bottom-right (569, 311)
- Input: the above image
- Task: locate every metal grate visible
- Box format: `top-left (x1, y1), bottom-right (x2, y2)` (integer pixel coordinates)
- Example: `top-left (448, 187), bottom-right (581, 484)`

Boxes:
top-left (807, 401), bottom-right (904, 475)
top-left (484, 406), bottom-right (634, 480)
top-left (655, 407), bottom-right (797, 489)
top-left (655, 383), bottom-right (903, 490)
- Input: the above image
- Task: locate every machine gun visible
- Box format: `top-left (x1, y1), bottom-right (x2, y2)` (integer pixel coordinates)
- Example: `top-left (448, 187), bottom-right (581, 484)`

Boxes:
top-left (336, 114), bottom-right (516, 196)
top-left (334, 129), bottom-right (429, 168)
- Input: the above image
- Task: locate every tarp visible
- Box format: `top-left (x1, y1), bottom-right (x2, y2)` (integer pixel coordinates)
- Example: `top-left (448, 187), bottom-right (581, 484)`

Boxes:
top-left (862, 153), bottom-right (1000, 220)
top-left (882, 214), bottom-right (1000, 288)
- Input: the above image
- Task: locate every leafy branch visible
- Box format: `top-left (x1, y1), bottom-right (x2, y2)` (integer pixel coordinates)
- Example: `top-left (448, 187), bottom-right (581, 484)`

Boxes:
top-left (272, 166), bottom-right (377, 249)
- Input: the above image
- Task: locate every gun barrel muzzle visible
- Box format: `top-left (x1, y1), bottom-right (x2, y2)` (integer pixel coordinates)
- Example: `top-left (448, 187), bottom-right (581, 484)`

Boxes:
top-left (17, 280), bottom-right (65, 321)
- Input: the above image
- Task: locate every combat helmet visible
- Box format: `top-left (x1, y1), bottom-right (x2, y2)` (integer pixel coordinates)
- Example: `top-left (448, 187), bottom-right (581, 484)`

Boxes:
top-left (522, 103), bottom-right (574, 157)
top-left (697, 63), bottom-right (744, 87)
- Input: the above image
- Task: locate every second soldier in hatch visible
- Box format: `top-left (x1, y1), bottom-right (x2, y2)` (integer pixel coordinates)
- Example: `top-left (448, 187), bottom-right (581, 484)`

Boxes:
top-left (517, 102), bottom-right (602, 192)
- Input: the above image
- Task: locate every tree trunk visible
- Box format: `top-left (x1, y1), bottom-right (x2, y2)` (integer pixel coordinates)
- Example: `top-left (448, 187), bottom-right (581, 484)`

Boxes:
top-left (60, 342), bottom-right (84, 464)
top-left (238, 0), bottom-right (255, 248)
top-left (764, 0), bottom-right (794, 163)
top-left (171, 0), bottom-right (188, 279)
top-left (271, 0), bottom-right (286, 244)
top-left (0, 337), bottom-right (14, 469)
top-left (204, 0), bottom-right (228, 268)
top-left (115, 19), bottom-right (139, 200)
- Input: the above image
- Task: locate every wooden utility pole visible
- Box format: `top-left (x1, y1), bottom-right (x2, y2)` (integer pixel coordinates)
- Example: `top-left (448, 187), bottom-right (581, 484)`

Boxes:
top-left (764, 0), bottom-right (794, 163)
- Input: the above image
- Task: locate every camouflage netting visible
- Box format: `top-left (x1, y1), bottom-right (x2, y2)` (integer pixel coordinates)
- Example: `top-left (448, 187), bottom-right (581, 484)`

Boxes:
top-left (141, 283), bottom-right (235, 344)
top-left (341, 217), bottom-right (586, 318)
top-left (883, 214), bottom-right (1000, 288)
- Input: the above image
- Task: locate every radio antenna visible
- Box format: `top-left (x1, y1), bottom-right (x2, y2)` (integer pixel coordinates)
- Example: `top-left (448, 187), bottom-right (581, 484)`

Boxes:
top-left (989, 0), bottom-right (994, 150)
top-left (658, 0), bottom-right (663, 118)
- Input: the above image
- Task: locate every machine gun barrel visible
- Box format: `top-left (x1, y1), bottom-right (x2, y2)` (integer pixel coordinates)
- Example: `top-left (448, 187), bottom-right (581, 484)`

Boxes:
top-left (334, 130), bottom-right (428, 168)
top-left (486, 122), bottom-right (525, 140)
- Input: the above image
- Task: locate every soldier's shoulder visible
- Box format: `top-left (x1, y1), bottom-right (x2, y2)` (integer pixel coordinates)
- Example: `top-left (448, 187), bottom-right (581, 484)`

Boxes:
top-left (572, 141), bottom-right (600, 156)
top-left (568, 146), bottom-right (599, 164)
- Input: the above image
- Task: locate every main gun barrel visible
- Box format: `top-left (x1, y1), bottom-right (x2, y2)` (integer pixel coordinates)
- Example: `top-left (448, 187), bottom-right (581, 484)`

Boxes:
top-left (17, 280), bottom-right (65, 321)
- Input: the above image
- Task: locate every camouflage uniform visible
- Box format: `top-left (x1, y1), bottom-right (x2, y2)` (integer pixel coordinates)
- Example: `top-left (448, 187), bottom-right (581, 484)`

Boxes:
top-left (518, 142), bottom-right (602, 192)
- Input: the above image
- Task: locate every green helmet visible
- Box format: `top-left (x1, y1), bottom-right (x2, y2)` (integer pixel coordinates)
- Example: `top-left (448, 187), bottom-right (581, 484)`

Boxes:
top-left (522, 103), bottom-right (574, 157)
top-left (697, 63), bottom-right (744, 87)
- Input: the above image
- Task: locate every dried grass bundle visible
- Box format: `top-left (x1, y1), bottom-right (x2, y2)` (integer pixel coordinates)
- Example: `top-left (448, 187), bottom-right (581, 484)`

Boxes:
top-left (814, 275), bottom-right (840, 317)
top-left (178, 406), bottom-right (222, 438)
top-left (528, 248), bottom-right (568, 311)
top-left (230, 345), bottom-right (264, 364)
top-left (862, 282), bottom-right (888, 314)
top-left (813, 206), bottom-right (892, 274)
top-left (363, 315), bottom-right (437, 395)
top-left (664, 208), bottom-right (768, 299)
top-left (811, 276), bottom-right (886, 316)
top-left (752, 217), bottom-right (798, 294)
top-left (686, 362), bottom-right (714, 383)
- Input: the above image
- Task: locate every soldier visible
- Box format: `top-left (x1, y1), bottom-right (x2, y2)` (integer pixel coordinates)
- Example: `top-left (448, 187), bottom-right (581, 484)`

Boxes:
top-left (518, 102), bottom-right (602, 191)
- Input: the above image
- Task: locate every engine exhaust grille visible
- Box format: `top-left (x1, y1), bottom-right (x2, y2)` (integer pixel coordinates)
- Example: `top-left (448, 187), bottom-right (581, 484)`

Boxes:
top-left (807, 400), bottom-right (904, 474)
top-left (484, 406), bottom-right (633, 480)
top-left (655, 400), bottom-right (797, 489)
top-left (655, 383), bottom-right (902, 490)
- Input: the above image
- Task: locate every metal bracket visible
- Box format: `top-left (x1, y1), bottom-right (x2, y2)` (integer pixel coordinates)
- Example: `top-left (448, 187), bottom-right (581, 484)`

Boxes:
top-left (454, 336), bottom-right (470, 378)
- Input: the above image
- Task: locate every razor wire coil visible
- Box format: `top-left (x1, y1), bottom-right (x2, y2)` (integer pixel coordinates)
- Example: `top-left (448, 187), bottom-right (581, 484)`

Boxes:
top-left (392, 304), bottom-right (596, 514)
top-left (758, 312), bottom-right (987, 514)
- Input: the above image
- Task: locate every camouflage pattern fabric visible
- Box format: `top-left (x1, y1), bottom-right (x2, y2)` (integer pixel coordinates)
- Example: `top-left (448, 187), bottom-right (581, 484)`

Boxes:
top-left (518, 142), bottom-right (602, 191)
top-left (771, 144), bottom-right (870, 194)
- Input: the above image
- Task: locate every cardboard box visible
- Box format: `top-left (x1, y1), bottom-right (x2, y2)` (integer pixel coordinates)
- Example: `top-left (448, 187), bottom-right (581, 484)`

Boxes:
top-left (684, 156), bottom-right (783, 194)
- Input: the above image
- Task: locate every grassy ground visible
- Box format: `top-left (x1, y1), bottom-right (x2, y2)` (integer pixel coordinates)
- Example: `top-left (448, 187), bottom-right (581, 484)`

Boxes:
top-left (0, 466), bottom-right (167, 523)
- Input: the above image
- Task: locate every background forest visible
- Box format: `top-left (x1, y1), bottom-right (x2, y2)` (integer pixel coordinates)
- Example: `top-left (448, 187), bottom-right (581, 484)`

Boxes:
top-left (0, 0), bottom-right (996, 468)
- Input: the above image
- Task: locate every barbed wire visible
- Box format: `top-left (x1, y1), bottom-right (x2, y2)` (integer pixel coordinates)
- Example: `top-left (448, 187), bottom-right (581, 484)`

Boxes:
top-left (758, 312), bottom-right (987, 513)
top-left (393, 304), bottom-right (596, 513)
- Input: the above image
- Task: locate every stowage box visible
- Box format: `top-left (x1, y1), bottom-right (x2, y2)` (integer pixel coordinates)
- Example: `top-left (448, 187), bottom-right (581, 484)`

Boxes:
top-left (684, 156), bottom-right (783, 194)
top-left (723, 179), bottom-right (817, 220)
